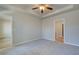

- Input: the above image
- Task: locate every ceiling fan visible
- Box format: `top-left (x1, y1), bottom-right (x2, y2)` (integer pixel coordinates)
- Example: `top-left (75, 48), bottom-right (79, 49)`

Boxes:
top-left (32, 4), bottom-right (53, 13)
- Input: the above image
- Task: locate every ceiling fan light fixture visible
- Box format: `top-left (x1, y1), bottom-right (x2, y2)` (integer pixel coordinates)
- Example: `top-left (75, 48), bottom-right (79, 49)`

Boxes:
top-left (39, 6), bottom-right (45, 13)
top-left (32, 4), bottom-right (53, 13)
top-left (39, 6), bottom-right (45, 10)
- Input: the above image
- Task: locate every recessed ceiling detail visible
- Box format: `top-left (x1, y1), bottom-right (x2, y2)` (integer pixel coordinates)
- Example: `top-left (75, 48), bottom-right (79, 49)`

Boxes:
top-left (0, 4), bottom-right (79, 18)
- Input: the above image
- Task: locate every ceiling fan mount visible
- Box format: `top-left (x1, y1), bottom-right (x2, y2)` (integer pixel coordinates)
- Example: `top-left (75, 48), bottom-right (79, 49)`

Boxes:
top-left (32, 4), bottom-right (53, 13)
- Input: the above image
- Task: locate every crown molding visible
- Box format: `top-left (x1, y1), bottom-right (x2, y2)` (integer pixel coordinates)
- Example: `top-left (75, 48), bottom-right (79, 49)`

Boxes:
top-left (5, 5), bottom-right (40, 17)
top-left (42, 5), bottom-right (74, 18)
top-left (2, 5), bottom-right (75, 18)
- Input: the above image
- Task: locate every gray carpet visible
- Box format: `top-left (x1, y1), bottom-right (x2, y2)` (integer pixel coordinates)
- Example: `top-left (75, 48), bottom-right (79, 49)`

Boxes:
top-left (0, 39), bottom-right (79, 55)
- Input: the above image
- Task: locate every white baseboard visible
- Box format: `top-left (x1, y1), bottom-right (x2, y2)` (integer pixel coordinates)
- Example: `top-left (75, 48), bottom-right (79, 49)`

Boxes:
top-left (65, 42), bottom-right (79, 47)
top-left (0, 46), bottom-right (12, 52)
top-left (42, 37), bottom-right (55, 41)
top-left (15, 38), bottom-right (40, 46)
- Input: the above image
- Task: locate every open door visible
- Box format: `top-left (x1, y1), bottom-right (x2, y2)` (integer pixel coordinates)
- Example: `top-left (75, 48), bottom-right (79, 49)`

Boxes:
top-left (55, 19), bottom-right (64, 43)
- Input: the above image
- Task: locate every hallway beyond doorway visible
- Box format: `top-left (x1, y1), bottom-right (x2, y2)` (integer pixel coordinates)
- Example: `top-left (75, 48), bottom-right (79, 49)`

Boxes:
top-left (55, 19), bottom-right (64, 43)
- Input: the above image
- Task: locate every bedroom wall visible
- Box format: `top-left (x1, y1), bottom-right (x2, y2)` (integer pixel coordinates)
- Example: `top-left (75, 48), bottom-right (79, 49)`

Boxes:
top-left (13, 11), bottom-right (42, 45)
top-left (0, 20), bottom-right (3, 33)
top-left (0, 16), bottom-right (12, 39)
top-left (2, 20), bottom-right (12, 39)
top-left (42, 9), bottom-right (79, 46)
top-left (55, 10), bottom-right (79, 46)
top-left (42, 17), bottom-right (55, 41)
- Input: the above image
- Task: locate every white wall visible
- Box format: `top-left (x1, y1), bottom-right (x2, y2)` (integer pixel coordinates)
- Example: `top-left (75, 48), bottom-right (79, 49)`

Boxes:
top-left (55, 10), bottom-right (79, 46)
top-left (12, 8), bottom-right (79, 46)
top-left (13, 11), bottom-right (42, 45)
top-left (42, 17), bottom-right (55, 41)
top-left (0, 17), bottom-right (12, 39)
top-left (2, 20), bottom-right (12, 39)
top-left (42, 10), bottom-right (79, 46)
top-left (0, 20), bottom-right (3, 33)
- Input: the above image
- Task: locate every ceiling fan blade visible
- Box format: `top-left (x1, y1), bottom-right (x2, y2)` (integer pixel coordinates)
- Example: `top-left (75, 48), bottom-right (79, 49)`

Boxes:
top-left (46, 7), bottom-right (53, 10)
top-left (32, 7), bottom-right (38, 10)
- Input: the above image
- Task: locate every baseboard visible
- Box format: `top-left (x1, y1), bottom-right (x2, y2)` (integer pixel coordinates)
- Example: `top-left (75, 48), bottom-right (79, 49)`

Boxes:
top-left (15, 38), bottom-right (40, 46)
top-left (42, 38), bottom-right (55, 41)
top-left (0, 46), bottom-right (12, 52)
top-left (65, 42), bottom-right (79, 47)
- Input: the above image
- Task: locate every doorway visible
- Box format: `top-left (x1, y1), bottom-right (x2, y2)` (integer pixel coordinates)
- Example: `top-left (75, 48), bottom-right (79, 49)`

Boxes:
top-left (0, 15), bottom-right (12, 49)
top-left (55, 19), bottom-right (64, 43)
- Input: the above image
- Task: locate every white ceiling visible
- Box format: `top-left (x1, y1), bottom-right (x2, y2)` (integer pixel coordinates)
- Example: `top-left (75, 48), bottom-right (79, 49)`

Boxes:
top-left (0, 4), bottom-right (79, 18)
top-left (9, 4), bottom-right (69, 16)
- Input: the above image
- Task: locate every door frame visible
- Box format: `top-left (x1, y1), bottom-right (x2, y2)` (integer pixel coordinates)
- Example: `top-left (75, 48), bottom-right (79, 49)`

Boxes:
top-left (0, 15), bottom-right (13, 51)
top-left (54, 18), bottom-right (65, 43)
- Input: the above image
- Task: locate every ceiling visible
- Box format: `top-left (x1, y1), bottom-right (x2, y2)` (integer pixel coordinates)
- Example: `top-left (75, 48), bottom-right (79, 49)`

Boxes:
top-left (0, 4), bottom-right (79, 18)
top-left (9, 4), bottom-right (69, 16)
